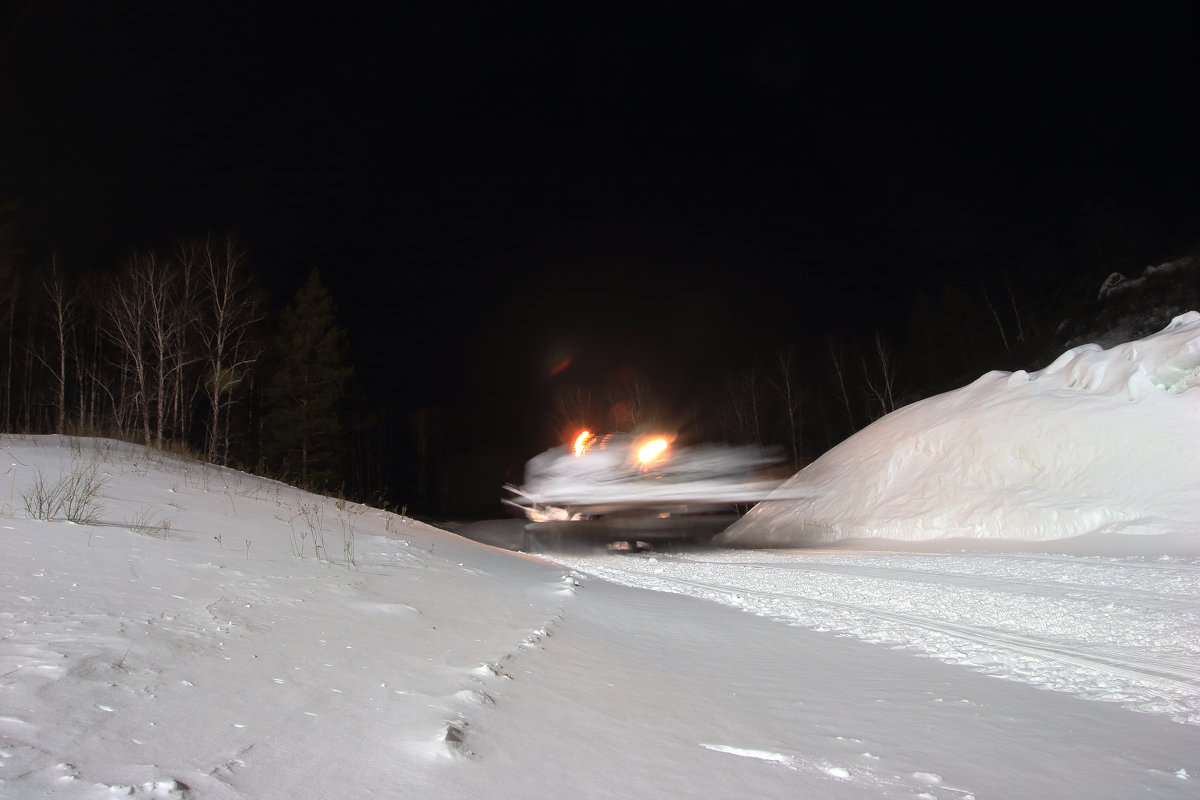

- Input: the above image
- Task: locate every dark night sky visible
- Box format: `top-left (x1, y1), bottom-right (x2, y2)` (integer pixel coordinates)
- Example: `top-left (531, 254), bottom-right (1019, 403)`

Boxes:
top-left (2, 3), bottom-right (1198, 464)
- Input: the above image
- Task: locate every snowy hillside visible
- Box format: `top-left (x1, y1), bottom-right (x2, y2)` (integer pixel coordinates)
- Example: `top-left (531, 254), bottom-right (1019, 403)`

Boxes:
top-left (717, 312), bottom-right (1200, 549)
top-left (0, 438), bottom-right (573, 798)
top-left (1, 435), bottom-right (1198, 799)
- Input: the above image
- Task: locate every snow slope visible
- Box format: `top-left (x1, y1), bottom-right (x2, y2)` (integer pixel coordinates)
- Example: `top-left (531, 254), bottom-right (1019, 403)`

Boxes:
top-left (717, 312), bottom-right (1200, 549)
top-left (1, 432), bottom-right (1197, 799)
top-left (0, 437), bottom-right (571, 798)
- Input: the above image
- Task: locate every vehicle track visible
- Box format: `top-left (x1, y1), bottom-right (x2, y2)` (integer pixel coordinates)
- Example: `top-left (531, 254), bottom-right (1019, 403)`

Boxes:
top-left (652, 553), bottom-right (1200, 611)
top-left (561, 553), bottom-right (1200, 722)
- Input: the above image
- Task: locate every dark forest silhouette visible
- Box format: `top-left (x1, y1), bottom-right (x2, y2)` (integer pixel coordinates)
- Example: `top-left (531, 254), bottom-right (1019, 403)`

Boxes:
top-left (0, 200), bottom-right (1196, 518)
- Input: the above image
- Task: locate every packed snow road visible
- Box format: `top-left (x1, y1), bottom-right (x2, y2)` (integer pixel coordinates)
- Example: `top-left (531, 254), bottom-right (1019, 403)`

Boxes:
top-left (546, 546), bottom-right (1200, 724)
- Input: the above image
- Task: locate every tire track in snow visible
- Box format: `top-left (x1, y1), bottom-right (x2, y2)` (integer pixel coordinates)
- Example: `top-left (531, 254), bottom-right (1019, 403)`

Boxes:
top-left (642, 569), bottom-right (1199, 690)
top-left (642, 570), bottom-right (1200, 686)
top-left (658, 552), bottom-right (1200, 613)
top-left (558, 553), bottom-right (1200, 723)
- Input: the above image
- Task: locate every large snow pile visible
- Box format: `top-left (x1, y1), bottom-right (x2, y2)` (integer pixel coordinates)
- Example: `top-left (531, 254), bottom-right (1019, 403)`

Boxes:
top-left (717, 312), bottom-right (1200, 549)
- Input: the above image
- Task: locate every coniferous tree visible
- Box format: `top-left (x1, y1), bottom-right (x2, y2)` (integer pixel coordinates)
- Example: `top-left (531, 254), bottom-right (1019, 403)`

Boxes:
top-left (261, 269), bottom-right (353, 490)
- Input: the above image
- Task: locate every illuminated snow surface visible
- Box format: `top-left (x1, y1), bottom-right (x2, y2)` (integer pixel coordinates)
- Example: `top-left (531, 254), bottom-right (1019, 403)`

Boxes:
top-left (717, 311), bottom-right (1200, 550)
top-left (1, 316), bottom-right (1198, 799)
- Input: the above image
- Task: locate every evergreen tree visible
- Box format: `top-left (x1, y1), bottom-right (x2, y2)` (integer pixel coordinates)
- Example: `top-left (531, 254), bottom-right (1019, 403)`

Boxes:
top-left (261, 269), bottom-right (353, 490)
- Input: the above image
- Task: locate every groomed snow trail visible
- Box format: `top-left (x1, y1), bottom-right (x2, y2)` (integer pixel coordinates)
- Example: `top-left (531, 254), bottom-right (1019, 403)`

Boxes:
top-left (552, 548), bottom-right (1200, 724)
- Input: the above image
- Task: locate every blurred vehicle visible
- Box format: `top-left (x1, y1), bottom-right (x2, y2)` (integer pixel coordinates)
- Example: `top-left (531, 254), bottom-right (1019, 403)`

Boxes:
top-left (503, 430), bottom-right (785, 552)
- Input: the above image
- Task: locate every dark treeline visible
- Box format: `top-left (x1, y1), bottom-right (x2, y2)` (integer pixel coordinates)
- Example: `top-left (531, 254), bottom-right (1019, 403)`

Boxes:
top-left (0, 218), bottom-right (359, 505)
top-left (2, 194), bottom-right (1196, 520)
top-left (549, 242), bottom-right (1200, 481)
top-left (0, 205), bottom-right (488, 520)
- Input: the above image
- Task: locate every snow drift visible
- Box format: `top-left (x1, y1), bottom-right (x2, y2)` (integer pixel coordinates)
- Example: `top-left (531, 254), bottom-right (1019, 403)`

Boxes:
top-left (716, 312), bottom-right (1200, 549)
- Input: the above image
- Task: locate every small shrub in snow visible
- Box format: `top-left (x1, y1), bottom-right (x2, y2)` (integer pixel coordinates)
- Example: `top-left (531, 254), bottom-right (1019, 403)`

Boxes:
top-left (59, 461), bottom-right (106, 523)
top-left (127, 506), bottom-right (174, 537)
top-left (23, 469), bottom-right (66, 521)
top-left (284, 500), bottom-right (356, 569)
top-left (288, 502), bottom-right (327, 560)
top-left (338, 505), bottom-right (361, 570)
top-left (22, 461), bottom-right (106, 524)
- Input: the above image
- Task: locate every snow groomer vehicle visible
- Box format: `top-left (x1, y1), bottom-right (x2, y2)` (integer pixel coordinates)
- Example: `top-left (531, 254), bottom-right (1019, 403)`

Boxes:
top-left (504, 429), bottom-right (785, 552)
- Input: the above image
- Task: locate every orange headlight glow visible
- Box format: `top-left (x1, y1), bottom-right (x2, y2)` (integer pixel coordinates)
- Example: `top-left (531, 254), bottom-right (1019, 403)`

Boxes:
top-left (573, 429), bottom-right (597, 457)
top-left (637, 437), bottom-right (670, 464)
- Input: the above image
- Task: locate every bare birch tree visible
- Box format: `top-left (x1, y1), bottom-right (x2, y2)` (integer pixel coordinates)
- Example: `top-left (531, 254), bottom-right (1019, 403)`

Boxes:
top-left (39, 256), bottom-right (80, 434)
top-left (73, 284), bottom-right (107, 433)
top-left (861, 330), bottom-right (899, 420)
top-left (141, 251), bottom-right (194, 448)
top-left (826, 335), bottom-right (855, 433)
top-left (770, 345), bottom-right (803, 466)
top-left (980, 278), bottom-right (1011, 352)
top-left (724, 367), bottom-right (763, 444)
top-left (106, 250), bottom-right (190, 445)
top-left (605, 381), bottom-right (658, 433)
top-left (0, 203), bottom-right (24, 430)
top-left (553, 384), bottom-right (594, 439)
top-left (1004, 270), bottom-right (1027, 343)
top-left (106, 253), bottom-right (154, 444)
top-left (163, 252), bottom-right (199, 442)
top-left (185, 235), bottom-right (263, 463)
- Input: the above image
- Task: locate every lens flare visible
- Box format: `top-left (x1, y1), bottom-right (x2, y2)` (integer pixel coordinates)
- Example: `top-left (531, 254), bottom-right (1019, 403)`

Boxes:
top-left (637, 437), bottom-right (669, 464)
top-left (573, 429), bottom-right (597, 457)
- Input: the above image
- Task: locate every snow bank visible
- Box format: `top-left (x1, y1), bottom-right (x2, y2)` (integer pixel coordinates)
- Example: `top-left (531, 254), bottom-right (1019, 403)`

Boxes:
top-left (716, 312), bottom-right (1200, 548)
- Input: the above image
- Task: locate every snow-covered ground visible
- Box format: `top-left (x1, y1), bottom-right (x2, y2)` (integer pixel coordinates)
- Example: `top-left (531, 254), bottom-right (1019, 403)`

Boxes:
top-left (2, 315), bottom-right (1199, 799)
top-left (556, 546), bottom-right (1200, 722)
top-left (1, 434), bottom-right (1197, 799)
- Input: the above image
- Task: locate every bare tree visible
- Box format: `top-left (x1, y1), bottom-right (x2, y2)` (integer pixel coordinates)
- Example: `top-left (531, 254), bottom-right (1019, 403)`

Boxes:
top-left (861, 331), bottom-right (899, 420)
top-left (980, 278), bottom-right (1011, 352)
top-left (605, 380), bottom-right (659, 433)
top-left (410, 407), bottom-right (441, 510)
top-left (826, 335), bottom-right (855, 432)
top-left (0, 203), bottom-right (24, 430)
top-left (163, 251), bottom-right (200, 442)
top-left (141, 251), bottom-right (195, 447)
top-left (1004, 270), bottom-right (1027, 344)
top-left (107, 246), bottom-right (211, 448)
top-left (552, 384), bottom-right (595, 440)
top-left (0, 271), bottom-right (21, 430)
top-left (724, 367), bottom-right (763, 444)
top-left (73, 282), bottom-right (108, 433)
top-left (39, 256), bottom-right (81, 434)
top-left (185, 235), bottom-right (263, 463)
top-left (106, 253), bottom-right (154, 444)
top-left (770, 345), bottom-right (803, 466)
